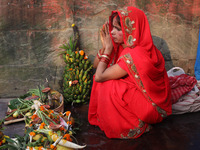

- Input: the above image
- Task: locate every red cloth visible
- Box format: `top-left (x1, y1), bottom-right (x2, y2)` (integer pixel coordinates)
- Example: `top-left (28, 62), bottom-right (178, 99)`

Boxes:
top-left (88, 7), bottom-right (172, 139)
top-left (169, 74), bottom-right (197, 104)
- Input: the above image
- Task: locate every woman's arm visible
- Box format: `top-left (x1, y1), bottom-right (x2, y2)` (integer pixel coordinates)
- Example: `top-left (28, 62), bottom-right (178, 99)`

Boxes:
top-left (95, 22), bottom-right (127, 82)
top-left (95, 62), bottom-right (127, 82)
top-left (93, 48), bottom-right (105, 68)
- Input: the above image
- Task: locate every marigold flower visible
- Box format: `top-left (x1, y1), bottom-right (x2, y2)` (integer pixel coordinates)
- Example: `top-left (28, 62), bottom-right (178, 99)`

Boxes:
top-left (39, 146), bottom-right (44, 150)
top-left (84, 55), bottom-right (88, 59)
top-left (69, 68), bottom-right (73, 71)
top-left (63, 133), bottom-right (70, 140)
top-left (31, 114), bottom-right (37, 120)
top-left (71, 23), bottom-right (75, 27)
top-left (29, 132), bottom-right (36, 137)
top-left (65, 111), bottom-right (71, 116)
top-left (60, 126), bottom-right (65, 131)
top-left (50, 144), bottom-right (57, 150)
top-left (39, 125), bottom-right (44, 129)
top-left (67, 121), bottom-right (72, 125)
top-left (41, 122), bottom-right (46, 126)
top-left (79, 50), bottom-right (84, 56)
top-left (40, 106), bottom-right (45, 111)
top-left (75, 51), bottom-right (78, 54)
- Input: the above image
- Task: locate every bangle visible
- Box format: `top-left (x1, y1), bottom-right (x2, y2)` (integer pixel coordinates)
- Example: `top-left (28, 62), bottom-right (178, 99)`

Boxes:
top-left (97, 49), bottom-right (102, 59)
top-left (101, 54), bottom-right (110, 60)
top-left (100, 57), bottom-right (110, 64)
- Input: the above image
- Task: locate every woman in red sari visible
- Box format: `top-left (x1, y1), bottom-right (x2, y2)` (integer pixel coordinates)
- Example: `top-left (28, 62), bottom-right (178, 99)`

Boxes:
top-left (88, 6), bottom-right (172, 139)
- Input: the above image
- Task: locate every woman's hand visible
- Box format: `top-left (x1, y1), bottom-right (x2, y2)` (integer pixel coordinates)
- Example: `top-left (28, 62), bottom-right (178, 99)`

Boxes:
top-left (100, 22), bottom-right (113, 55)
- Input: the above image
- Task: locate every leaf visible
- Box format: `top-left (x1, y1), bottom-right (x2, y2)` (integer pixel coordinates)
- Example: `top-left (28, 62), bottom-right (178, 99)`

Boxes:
top-left (8, 98), bottom-right (21, 110)
top-left (0, 144), bottom-right (17, 150)
top-left (5, 137), bottom-right (18, 145)
top-left (59, 43), bottom-right (69, 50)
top-left (57, 50), bottom-right (66, 56)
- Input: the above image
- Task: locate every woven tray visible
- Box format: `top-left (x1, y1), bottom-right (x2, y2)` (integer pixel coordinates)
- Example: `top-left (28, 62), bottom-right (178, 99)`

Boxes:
top-left (4, 94), bottom-right (64, 125)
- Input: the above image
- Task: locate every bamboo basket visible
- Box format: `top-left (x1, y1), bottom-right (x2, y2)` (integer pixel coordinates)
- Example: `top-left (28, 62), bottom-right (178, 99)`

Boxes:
top-left (53, 94), bottom-right (64, 113)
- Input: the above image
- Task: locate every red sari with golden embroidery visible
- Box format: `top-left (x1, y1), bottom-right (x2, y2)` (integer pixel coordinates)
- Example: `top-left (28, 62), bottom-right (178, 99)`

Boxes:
top-left (88, 6), bottom-right (172, 139)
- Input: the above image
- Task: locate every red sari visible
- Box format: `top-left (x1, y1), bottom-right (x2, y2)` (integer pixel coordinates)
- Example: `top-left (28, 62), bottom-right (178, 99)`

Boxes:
top-left (88, 6), bottom-right (172, 139)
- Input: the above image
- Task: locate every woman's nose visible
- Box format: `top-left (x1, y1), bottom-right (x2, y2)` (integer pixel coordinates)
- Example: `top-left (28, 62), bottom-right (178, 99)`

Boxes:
top-left (111, 29), bottom-right (115, 35)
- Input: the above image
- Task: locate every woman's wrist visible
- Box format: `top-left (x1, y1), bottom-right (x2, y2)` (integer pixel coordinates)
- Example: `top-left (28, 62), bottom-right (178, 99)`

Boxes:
top-left (103, 49), bottom-right (112, 56)
top-left (100, 55), bottom-right (110, 65)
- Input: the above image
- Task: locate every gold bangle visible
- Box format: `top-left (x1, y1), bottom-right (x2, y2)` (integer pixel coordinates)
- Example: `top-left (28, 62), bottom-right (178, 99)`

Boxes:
top-left (97, 50), bottom-right (102, 59)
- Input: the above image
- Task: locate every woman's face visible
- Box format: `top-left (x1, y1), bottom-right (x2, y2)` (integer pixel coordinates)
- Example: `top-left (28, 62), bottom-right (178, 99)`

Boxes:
top-left (111, 17), bottom-right (124, 44)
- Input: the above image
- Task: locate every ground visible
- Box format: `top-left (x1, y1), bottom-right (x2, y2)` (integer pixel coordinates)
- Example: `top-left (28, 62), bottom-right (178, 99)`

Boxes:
top-left (1, 98), bottom-right (200, 150)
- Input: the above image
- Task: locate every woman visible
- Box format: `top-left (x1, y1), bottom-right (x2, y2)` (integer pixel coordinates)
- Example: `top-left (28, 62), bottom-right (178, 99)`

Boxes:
top-left (88, 6), bottom-right (172, 139)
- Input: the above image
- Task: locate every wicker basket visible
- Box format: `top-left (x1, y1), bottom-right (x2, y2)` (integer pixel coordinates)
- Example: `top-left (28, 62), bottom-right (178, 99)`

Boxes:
top-left (53, 94), bottom-right (64, 113)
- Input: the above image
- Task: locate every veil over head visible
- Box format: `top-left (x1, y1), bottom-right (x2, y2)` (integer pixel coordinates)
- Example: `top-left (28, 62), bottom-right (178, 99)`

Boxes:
top-left (109, 6), bottom-right (172, 116)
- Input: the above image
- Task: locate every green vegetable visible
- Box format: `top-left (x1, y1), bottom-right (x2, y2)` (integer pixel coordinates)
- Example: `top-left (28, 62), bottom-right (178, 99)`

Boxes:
top-left (13, 111), bottom-right (19, 118)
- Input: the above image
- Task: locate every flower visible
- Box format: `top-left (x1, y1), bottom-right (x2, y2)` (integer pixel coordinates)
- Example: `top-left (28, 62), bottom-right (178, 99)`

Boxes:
top-left (49, 110), bottom-right (54, 114)
top-left (31, 114), bottom-right (37, 120)
top-left (59, 126), bottom-right (65, 131)
top-left (84, 55), bottom-right (88, 59)
top-left (38, 146), bottom-right (44, 150)
top-left (63, 133), bottom-right (72, 141)
top-left (29, 132), bottom-right (36, 143)
top-left (71, 23), bottom-right (75, 27)
top-left (75, 51), bottom-right (78, 54)
top-left (67, 121), bottom-right (72, 125)
top-left (79, 50), bottom-right (84, 56)
top-left (29, 132), bottom-right (36, 137)
top-left (39, 125), bottom-right (44, 129)
top-left (50, 144), bottom-right (57, 150)
top-left (41, 122), bottom-right (46, 126)
top-left (65, 111), bottom-right (71, 116)
top-left (40, 106), bottom-right (45, 111)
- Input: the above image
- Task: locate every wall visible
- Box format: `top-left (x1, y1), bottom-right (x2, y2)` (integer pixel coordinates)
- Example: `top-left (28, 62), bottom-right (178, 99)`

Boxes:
top-left (0, 0), bottom-right (199, 97)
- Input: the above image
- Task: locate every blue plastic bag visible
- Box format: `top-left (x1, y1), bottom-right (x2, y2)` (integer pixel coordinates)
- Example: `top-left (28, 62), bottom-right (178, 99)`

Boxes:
top-left (194, 28), bottom-right (200, 80)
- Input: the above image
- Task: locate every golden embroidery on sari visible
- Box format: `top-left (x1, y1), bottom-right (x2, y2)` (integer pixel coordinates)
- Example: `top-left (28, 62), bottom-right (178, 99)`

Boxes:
top-left (125, 17), bottom-right (133, 28)
top-left (131, 64), bottom-right (137, 73)
top-left (122, 53), bottom-right (167, 118)
top-left (138, 119), bottom-right (145, 128)
top-left (118, 7), bottom-right (132, 16)
top-left (117, 8), bottom-right (136, 47)
top-left (139, 81), bottom-right (144, 88)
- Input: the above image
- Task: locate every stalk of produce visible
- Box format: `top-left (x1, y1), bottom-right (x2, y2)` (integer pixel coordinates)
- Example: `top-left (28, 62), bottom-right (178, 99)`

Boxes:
top-left (59, 24), bottom-right (93, 105)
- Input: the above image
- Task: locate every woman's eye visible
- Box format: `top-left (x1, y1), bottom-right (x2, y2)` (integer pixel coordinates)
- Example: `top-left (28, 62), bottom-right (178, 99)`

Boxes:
top-left (114, 27), bottom-right (121, 31)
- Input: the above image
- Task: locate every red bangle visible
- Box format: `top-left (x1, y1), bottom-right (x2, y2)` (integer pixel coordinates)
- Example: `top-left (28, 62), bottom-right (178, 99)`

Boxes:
top-left (100, 57), bottom-right (110, 64)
